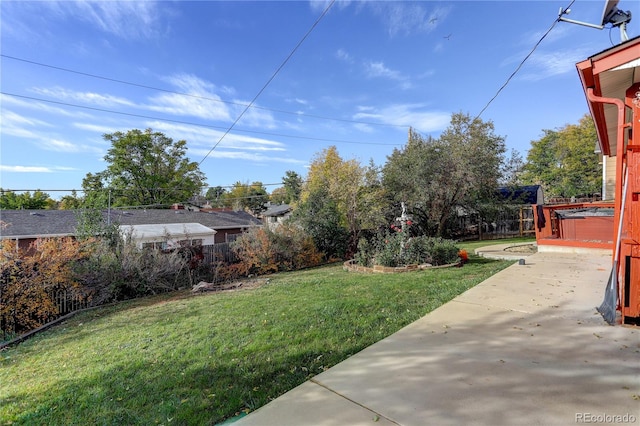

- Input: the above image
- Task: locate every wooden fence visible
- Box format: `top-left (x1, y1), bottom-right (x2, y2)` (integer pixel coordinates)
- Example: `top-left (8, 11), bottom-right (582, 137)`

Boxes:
top-left (201, 242), bottom-right (237, 265)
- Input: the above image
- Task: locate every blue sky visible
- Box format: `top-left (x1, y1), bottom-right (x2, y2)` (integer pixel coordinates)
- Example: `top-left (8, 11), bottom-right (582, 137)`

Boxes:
top-left (1, 0), bottom-right (638, 200)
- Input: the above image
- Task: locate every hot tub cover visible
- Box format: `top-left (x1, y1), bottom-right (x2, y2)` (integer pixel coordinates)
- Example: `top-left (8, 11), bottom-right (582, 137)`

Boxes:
top-left (554, 207), bottom-right (614, 218)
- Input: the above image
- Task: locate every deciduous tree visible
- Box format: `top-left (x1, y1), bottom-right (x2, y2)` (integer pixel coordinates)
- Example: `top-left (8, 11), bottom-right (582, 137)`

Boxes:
top-left (520, 114), bottom-right (600, 198)
top-left (383, 113), bottom-right (506, 237)
top-left (224, 181), bottom-right (269, 214)
top-left (0, 189), bottom-right (55, 210)
top-left (82, 129), bottom-right (205, 207)
top-left (300, 146), bottom-right (377, 253)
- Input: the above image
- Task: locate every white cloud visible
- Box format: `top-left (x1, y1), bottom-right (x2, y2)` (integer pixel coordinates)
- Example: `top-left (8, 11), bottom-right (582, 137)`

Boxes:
top-left (150, 73), bottom-right (278, 129)
top-left (367, 2), bottom-right (452, 37)
top-left (145, 121), bottom-right (287, 152)
top-left (0, 165), bottom-right (79, 173)
top-left (72, 123), bottom-right (121, 134)
top-left (364, 61), bottom-right (412, 90)
top-left (64, 0), bottom-right (163, 40)
top-left (336, 48), bottom-right (353, 63)
top-left (1, 110), bottom-right (51, 129)
top-left (366, 61), bottom-right (401, 79)
top-left (0, 109), bottom-right (104, 154)
top-left (353, 104), bottom-right (450, 132)
top-left (192, 149), bottom-right (306, 165)
top-left (32, 87), bottom-right (135, 108)
top-left (1, 94), bottom-right (93, 118)
top-left (0, 165), bottom-right (54, 173)
top-left (149, 74), bottom-right (232, 122)
top-left (1, 1), bottom-right (165, 42)
top-left (514, 47), bottom-right (594, 81)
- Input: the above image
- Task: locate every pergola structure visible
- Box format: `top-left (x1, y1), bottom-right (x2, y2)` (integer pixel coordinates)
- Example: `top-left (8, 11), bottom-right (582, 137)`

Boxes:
top-left (576, 35), bottom-right (640, 324)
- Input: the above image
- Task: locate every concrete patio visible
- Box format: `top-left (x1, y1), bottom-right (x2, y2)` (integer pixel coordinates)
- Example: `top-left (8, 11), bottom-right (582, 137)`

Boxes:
top-left (231, 246), bottom-right (640, 426)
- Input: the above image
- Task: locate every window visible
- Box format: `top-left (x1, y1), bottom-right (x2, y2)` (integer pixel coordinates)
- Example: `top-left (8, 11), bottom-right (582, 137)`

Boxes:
top-left (178, 239), bottom-right (203, 247)
top-left (142, 241), bottom-right (168, 250)
top-left (226, 233), bottom-right (240, 243)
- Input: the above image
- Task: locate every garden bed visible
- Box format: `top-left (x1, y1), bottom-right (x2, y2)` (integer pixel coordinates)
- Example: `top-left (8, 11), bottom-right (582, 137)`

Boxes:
top-left (343, 259), bottom-right (461, 273)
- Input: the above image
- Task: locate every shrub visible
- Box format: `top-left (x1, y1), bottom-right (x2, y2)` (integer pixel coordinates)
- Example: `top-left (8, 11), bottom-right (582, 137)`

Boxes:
top-left (355, 237), bottom-right (373, 267)
top-left (1, 238), bottom-right (89, 337)
top-left (354, 233), bottom-right (461, 267)
top-left (74, 237), bottom-right (191, 302)
top-left (227, 225), bottom-right (323, 279)
top-left (427, 238), bottom-right (460, 265)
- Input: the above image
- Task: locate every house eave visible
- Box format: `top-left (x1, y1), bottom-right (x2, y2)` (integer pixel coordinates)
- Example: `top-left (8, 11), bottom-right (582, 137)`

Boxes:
top-left (576, 36), bottom-right (640, 157)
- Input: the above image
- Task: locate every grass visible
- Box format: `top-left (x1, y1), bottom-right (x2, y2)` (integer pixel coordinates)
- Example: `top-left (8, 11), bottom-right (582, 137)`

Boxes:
top-left (0, 239), bottom-right (526, 425)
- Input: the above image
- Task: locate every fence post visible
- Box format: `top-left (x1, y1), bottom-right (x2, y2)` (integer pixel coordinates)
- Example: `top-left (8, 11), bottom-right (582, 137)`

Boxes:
top-left (519, 207), bottom-right (524, 237)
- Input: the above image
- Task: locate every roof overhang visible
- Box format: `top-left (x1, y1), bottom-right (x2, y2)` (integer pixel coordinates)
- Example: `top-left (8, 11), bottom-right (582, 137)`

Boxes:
top-left (120, 223), bottom-right (216, 241)
top-left (576, 36), bottom-right (640, 156)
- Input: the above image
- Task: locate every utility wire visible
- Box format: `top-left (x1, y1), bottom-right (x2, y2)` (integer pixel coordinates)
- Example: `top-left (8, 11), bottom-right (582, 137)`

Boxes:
top-left (1, 34), bottom-right (405, 130)
top-left (197, 0), bottom-right (336, 166)
top-left (1, 92), bottom-right (400, 147)
top-left (473, 0), bottom-right (576, 121)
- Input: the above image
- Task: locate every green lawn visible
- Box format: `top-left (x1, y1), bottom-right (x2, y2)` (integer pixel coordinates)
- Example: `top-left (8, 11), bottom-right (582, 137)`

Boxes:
top-left (0, 239), bottom-right (524, 425)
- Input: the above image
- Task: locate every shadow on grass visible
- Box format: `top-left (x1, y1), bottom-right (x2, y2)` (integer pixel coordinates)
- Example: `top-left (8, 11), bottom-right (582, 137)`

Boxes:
top-left (3, 343), bottom-right (362, 425)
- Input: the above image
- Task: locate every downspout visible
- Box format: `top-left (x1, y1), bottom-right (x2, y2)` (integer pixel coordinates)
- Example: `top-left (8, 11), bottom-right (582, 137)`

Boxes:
top-left (585, 88), bottom-right (629, 312)
top-left (585, 88), bottom-right (627, 202)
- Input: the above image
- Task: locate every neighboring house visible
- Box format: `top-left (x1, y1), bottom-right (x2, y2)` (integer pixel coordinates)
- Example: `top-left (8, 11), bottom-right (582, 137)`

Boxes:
top-left (0, 208), bottom-right (262, 250)
top-left (261, 204), bottom-right (292, 230)
top-left (120, 223), bottom-right (216, 250)
top-left (106, 209), bottom-right (262, 244)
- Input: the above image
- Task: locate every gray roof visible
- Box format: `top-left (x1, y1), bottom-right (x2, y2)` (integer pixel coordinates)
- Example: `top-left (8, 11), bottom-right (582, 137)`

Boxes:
top-left (0, 209), bottom-right (262, 239)
top-left (262, 204), bottom-right (292, 217)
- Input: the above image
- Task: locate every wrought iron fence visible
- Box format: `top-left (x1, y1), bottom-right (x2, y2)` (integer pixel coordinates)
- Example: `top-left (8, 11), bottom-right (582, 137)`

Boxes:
top-left (1, 288), bottom-right (93, 343)
top-left (1, 242), bottom-right (239, 343)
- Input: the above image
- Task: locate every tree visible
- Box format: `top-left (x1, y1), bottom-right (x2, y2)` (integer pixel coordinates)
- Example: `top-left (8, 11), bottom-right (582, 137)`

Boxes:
top-left (59, 190), bottom-right (83, 210)
top-left (225, 181), bottom-right (269, 214)
top-left (281, 170), bottom-right (303, 205)
top-left (82, 129), bottom-right (205, 207)
top-left (269, 187), bottom-right (288, 205)
top-left (0, 189), bottom-right (56, 210)
top-left (520, 114), bottom-right (600, 199)
top-left (501, 149), bottom-right (525, 187)
top-left (293, 186), bottom-right (349, 260)
top-left (205, 186), bottom-right (227, 208)
top-left (383, 114), bottom-right (506, 237)
top-left (300, 146), bottom-right (374, 254)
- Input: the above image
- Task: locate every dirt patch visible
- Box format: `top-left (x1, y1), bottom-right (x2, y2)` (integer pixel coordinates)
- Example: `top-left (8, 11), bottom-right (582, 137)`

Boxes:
top-left (503, 244), bottom-right (537, 254)
top-left (191, 277), bottom-right (271, 294)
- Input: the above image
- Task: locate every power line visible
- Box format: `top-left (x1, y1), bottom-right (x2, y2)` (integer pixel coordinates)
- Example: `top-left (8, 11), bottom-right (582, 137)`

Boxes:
top-left (1, 55), bottom-right (405, 130)
top-left (197, 0), bottom-right (336, 167)
top-left (473, 0), bottom-right (576, 121)
top-left (1, 92), bottom-right (401, 147)
top-left (1, 182), bottom-right (297, 193)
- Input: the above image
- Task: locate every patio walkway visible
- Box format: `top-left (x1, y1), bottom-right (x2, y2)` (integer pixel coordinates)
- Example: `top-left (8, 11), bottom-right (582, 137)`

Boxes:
top-left (232, 246), bottom-right (639, 426)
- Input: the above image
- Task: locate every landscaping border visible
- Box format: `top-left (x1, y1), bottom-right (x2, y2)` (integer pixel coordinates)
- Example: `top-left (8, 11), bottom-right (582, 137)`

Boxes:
top-left (343, 259), bottom-right (460, 273)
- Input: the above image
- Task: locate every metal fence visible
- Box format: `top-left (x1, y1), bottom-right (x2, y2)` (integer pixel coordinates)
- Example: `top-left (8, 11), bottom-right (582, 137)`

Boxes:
top-left (1, 242), bottom-right (238, 343)
top-left (457, 206), bottom-right (536, 240)
top-left (1, 288), bottom-right (93, 342)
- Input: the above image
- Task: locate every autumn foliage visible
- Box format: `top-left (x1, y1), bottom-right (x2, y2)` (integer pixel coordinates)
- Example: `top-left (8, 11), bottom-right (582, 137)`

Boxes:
top-left (223, 225), bottom-right (323, 280)
top-left (1, 238), bottom-right (90, 337)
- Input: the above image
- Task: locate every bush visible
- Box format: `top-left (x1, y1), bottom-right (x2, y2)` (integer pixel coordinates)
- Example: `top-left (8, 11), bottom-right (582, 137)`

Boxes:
top-left (1, 238), bottom-right (89, 337)
top-left (226, 225), bottom-right (323, 279)
top-left (75, 237), bottom-right (191, 302)
top-left (354, 232), bottom-right (461, 267)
